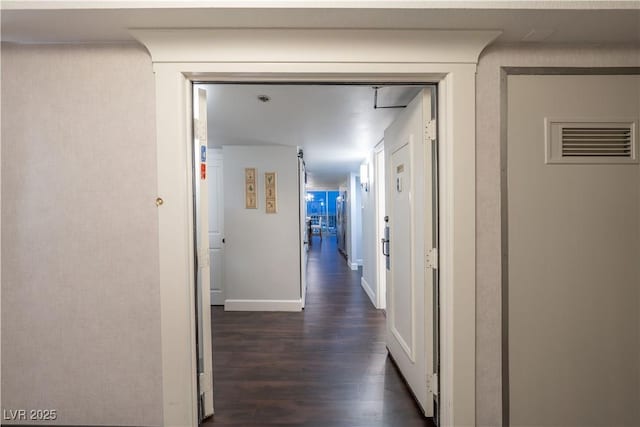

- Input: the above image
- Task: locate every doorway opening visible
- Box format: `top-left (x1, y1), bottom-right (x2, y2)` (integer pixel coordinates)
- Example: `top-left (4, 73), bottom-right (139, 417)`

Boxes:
top-left (305, 190), bottom-right (340, 244)
top-left (191, 82), bottom-right (440, 426)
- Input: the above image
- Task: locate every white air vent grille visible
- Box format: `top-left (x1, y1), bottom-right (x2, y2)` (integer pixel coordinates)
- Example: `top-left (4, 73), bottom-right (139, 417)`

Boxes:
top-left (561, 127), bottom-right (632, 157)
top-left (545, 119), bottom-right (638, 164)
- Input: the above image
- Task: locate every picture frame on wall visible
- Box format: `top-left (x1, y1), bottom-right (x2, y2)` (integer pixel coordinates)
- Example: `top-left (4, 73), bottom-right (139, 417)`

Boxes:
top-left (245, 168), bottom-right (257, 209)
top-left (265, 172), bottom-right (277, 213)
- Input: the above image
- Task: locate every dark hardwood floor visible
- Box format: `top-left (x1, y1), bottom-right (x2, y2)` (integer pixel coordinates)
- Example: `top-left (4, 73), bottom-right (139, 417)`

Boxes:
top-left (204, 235), bottom-right (434, 427)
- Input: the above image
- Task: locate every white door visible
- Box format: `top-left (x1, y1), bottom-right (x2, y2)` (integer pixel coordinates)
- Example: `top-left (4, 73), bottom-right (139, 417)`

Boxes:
top-left (384, 88), bottom-right (436, 416)
top-left (194, 88), bottom-right (214, 418)
top-left (208, 148), bottom-right (225, 305)
top-left (298, 156), bottom-right (308, 307)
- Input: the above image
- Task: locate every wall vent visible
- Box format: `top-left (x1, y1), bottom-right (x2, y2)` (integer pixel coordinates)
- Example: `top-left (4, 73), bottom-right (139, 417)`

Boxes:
top-left (545, 119), bottom-right (638, 164)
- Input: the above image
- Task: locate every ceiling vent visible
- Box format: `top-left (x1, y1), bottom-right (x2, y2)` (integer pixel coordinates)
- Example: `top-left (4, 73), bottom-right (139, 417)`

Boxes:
top-left (545, 119), bottom-right (638, 164)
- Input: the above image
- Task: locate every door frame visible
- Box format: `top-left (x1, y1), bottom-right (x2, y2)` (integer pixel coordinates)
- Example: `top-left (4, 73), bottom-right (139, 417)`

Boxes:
top-left (132, 28), bottom-right (498, 427)
top-left (298, 154), bottom-right (308, 308)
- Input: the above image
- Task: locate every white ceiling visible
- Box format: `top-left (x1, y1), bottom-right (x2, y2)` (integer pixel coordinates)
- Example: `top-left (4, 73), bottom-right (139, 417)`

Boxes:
top-left (2, 4), bottom-right (640, 44)
top-left (201, 84), bottom-right (422, 188)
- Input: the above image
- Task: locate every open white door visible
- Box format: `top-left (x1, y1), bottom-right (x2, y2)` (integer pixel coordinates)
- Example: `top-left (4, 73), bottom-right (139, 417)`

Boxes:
top-left (384, 88), bottom-right (436, 417)
top-left (298, 154), bottom-right (308, 308)
top-left (194, 87), bottom-right (214, 419)
top-left (208, 148), bottom-right (225, 305)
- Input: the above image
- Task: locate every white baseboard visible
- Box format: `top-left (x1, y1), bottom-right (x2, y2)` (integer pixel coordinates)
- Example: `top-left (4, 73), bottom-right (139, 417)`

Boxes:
top-left (224, 299), bottom-right (303, 312)
top-left (348, 258), bottom-right (363, 270)
top-left (210, 289), bottom-right (225, 306)
top-left (360, 276), bottom-right (377, 308)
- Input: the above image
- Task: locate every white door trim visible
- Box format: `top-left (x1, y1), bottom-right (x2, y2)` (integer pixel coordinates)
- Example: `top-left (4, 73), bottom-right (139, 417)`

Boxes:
top-left (132, 28), bottom-right (498, 427)
top-left (374, 142), bottom-right (387, 310)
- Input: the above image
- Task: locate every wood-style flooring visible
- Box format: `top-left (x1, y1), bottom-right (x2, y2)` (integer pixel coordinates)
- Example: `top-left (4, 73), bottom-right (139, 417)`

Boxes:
top-left (203, 235), bottom-right (434, 427)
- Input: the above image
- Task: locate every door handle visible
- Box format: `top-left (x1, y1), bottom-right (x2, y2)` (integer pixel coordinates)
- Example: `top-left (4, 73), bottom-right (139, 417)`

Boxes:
top-left (381, 238), bottom-right (390, 257)
top-left (222, 238), bottom-right (225, 244)
top-left (382, 223), bottom-right (390, 257)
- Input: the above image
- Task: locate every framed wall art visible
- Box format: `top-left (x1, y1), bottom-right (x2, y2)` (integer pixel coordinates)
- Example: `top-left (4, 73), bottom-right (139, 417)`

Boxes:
top-left (245, 168), bottom-right (257, 209)
top-left (264, 172), bottom-right (277, 213)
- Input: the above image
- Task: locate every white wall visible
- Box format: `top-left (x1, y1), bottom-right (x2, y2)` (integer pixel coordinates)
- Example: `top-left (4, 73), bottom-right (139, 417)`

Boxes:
top-left (222, 145), bottom-right (301, 310)
top-left (508, 74), bottom-right (640, 426)
top-left (339, 172), bottom-right (364, 271)
top-left (1, 44), bottom-right (163, 426)
top-left (360, 157), bottom-right (378, 307)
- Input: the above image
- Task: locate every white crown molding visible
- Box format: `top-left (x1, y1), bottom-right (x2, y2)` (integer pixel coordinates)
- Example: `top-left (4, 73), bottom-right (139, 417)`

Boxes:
top-left (4, 1), bottom-right (640, 11)
top-left (130, 28), bottom-right (501, 65)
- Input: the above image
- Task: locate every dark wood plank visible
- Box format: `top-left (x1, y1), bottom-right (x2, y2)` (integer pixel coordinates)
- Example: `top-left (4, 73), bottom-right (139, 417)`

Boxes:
top-left (203, 235), bottom-right (434, 426)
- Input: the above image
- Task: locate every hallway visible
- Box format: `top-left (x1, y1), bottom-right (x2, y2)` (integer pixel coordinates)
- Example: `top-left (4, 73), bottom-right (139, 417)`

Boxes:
top-left (205, 236), bottom-right (434, 427)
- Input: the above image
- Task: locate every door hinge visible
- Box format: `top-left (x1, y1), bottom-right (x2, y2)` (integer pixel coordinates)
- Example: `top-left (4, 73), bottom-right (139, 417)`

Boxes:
top-left (426, 248), bottom-right (438, 270)
top-left (197, 248), bottom-right (210, 269)
top-left (427, 372), bottom-right (436, 395)
top-left (425, 119), bottom-right (437, 141)
top-left (199, 372), bottom-right (205, 393)
top-left (431, 372), bottom-right (439, 396)
top-left (194, 118), bottom-right (207, 142)
top-left (199, 371), bottom-right (212, 394)
top-left (202, 249), bottom-right (210, 268)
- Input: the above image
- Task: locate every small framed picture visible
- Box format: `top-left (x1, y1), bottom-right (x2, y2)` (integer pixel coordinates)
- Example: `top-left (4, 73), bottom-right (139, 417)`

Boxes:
top-left (245, 168), bottom-right (256, 183)
top-left (264, 172), bottom-right (277, 213)
top-left (245, 168), bottom-right (257, 209)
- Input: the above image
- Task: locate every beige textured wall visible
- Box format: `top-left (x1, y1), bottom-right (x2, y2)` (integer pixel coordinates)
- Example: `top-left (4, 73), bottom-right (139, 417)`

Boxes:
top-left (1, 44), bottom-right (163, 426)
top-left (476, 44), bottom-right (640, 427)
